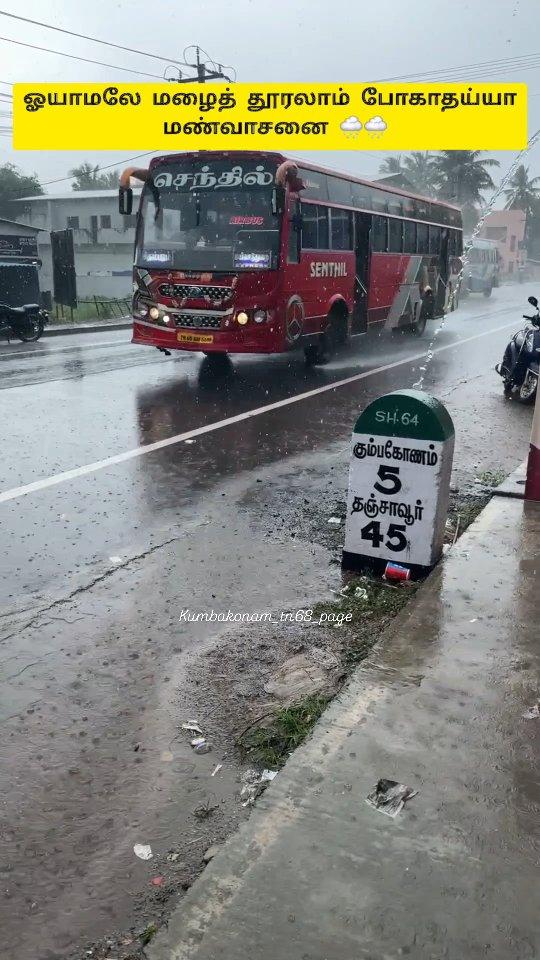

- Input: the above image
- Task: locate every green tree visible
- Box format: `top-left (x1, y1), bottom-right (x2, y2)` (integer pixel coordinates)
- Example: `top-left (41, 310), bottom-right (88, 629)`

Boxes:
top-left (0, 162), bottom-right (43, 218)
top-left (503, 164), bottom-right (540, 218)
top-left (378, 154), bottom-right (404, 176)
top-left (433, 150), bottom-right (500, 206)
top-left (69, 163), bottom-right (120, 190)
top-left (402, 152), bottom-right (438, 197)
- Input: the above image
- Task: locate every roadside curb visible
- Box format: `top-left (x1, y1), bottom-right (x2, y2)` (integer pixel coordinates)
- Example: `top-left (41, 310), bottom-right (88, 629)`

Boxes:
top-left (44, 320), bottom-right (131, 337)
top-left (493, 459), bottom-right (527, 499)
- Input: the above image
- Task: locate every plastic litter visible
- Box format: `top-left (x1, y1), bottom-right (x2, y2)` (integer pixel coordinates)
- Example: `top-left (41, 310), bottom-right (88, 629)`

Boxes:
top-left (384, 562), bottom-right (411, 582)
top-left (211, 763), bottom-right (223, 777)
top-left (150, 876), bottom-right (164, 886)
top-left (133, 843), bottom-right (153, 860)
top-left (365, 778), bottom-right (418, 818)
top-left (182, 721), bottom-right (203, 734)
top-left (522, 703), bottom-right (540, 719)
top-left (327, 516), bottom-right (341, 526)
top-left (240, 768), bottom-right (278, 806)
top-left (191, 737), bottom-right (211, 754)
top-left (109, 556), bottom-right (123, 564)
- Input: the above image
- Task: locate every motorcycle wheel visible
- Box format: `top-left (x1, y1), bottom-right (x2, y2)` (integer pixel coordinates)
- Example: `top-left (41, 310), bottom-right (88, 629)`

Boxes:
top-left (517, 375), bottom-right (537, 405)
top-left (18, 317), bottom-right (44, 342)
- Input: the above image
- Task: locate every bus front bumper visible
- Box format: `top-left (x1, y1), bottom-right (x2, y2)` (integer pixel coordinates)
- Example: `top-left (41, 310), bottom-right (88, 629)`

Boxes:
top-left (132, 318), bottom-right (287, 354)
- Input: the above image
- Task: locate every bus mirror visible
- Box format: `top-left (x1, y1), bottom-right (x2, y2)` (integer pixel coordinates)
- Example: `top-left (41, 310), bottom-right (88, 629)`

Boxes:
top-left (528, 296), bottom-right (538, 308)
top-left (119, 186), bottom-right (133, 216)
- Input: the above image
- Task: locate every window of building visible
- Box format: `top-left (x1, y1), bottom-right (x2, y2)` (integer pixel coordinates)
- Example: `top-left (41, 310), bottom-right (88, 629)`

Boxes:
top-left (301, 204), bottom-right (329, 250)
top-left (388, 218), bottom-right (403, 253)
top-left (100, 214), bottom-right (112, 229)
top-left (122, 214), bottom-right (137, 230)
top-left (403, 220), bottom-right (416, 253)
top-left (66, 216), bottom-right (79, 230)
top-left (416, 223), bottom-right (429, 254)
top-left (330, 209), bottom-right (352, 250)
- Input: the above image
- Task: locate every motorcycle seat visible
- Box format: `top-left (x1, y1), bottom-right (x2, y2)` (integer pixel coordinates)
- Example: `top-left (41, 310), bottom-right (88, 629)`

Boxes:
top-left (22, 303), bottom-right (40, 312)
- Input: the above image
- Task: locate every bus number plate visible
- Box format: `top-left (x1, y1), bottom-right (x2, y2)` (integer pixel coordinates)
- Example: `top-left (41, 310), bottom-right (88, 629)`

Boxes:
top-left (177, 333), bottom-right (214, 344)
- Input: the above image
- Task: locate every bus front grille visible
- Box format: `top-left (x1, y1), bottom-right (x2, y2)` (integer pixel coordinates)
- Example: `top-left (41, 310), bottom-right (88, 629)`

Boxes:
top-left (159, 283), bottom-right (233, 302)
top-left (175, 313), bottom-right (222, 330)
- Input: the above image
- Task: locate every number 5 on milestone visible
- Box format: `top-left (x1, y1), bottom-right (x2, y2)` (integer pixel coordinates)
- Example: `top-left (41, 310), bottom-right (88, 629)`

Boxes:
top-left (343, 390), bottom-right (455, 573)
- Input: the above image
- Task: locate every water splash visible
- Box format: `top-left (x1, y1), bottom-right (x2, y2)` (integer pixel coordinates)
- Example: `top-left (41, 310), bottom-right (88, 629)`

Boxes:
top-left (412, 128), bottom-right (540, 390)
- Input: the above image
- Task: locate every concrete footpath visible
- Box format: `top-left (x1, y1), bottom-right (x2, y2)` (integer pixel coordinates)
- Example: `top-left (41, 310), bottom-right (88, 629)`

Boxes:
top-left (44, 318), bottom-right (131, 336)
top-left (149, 493), bottom-right (540, 960)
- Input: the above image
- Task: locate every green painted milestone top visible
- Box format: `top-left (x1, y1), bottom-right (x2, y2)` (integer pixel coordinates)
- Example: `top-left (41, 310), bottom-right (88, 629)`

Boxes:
top-left (353, 390), bottom-right (455, 442)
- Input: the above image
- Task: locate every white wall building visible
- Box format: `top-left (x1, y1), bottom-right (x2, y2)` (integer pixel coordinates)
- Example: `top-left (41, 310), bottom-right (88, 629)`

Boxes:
top-left (13, 189), bottom-right (141, 299)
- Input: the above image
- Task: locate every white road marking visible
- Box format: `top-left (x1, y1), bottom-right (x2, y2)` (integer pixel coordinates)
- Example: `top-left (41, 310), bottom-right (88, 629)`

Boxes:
top-left (0, 321), bottom-right (517, 505)
top-left (0, 338), bottom-right (129, 360)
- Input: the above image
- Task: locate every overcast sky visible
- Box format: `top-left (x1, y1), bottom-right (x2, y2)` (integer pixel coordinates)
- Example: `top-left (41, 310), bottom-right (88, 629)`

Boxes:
top-left (1, 0), bottom-right (539, 194)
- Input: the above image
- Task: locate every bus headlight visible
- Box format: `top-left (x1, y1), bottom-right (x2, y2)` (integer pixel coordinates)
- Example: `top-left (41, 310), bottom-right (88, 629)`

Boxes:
top-left (236, 311), bottom-right (249, 325)
top-left (149, 306), bottom-right (160, 320)
top-left (254, 309), bottom-right (267, 324)
top-left (163, 314), bottom-right (172, 325)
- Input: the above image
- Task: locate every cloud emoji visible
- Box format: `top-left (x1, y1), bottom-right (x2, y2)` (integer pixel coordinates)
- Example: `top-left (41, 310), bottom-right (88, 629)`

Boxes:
top-left (340, 115), bottom-right (363, 132)
top-left (365, 116), bottom-right (387, 132)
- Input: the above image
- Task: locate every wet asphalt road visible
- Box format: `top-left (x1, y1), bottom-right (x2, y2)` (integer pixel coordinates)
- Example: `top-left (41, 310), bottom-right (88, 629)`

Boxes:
top-left (0, 283), bottom-right (536, 960)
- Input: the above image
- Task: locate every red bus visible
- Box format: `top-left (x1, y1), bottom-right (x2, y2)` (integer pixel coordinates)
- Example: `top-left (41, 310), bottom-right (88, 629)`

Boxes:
top-left (119, 151), bottom-right (463, 364)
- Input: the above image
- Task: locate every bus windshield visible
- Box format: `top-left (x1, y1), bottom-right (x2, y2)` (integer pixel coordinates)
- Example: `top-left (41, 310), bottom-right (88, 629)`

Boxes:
top-left (136, 159), bottom-right (281, 272)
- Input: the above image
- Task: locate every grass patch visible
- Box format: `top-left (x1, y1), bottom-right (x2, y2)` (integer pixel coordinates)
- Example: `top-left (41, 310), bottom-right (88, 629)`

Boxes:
top-left (239, 696), bottom-right (330, 768)
top-left (314, 577), bottom-right (414, 626)
top-left (140, 923), bottom-right (158, 946)
top-left (477, 468), bottom-right (506, 487)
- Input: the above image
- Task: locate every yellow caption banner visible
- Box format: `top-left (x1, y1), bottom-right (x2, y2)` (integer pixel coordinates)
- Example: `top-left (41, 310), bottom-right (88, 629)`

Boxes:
top-left (13, 82), bottom-right (527, 151)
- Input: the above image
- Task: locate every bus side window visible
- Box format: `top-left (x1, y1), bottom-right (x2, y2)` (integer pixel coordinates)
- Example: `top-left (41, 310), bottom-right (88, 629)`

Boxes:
top-left (403, 220), bottom-right (416, 253)
top-left (301, 205), bottom-right (318, 249)
top-left (330, 209), bottom-right (352, 250)
top-left (288, 205), bottom-right (301, 264)
top-left (416, 223), bottom-right (429, 254)
top-left (371, 215), bottom-right (388, 252)
top-left (388, 218), bottom-right (403, 253)
top-left (428, 226), bottom-right (441, 255)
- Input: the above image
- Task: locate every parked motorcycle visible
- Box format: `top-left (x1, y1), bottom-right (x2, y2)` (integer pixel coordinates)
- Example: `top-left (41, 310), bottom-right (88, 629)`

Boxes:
top-left (496, 295), bottom-right (540, 405)
top-left (0, 302), bottom-right (49, 343)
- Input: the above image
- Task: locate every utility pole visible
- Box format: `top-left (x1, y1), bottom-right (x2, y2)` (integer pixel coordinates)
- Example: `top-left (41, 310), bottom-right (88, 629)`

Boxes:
top-left (166, 46), bottom-right (234, 84)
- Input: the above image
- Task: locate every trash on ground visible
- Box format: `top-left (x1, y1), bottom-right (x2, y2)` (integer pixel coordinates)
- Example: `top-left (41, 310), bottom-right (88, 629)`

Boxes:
top-left (203, 844), bottom-right (220, 863)
top-left (194, 801), bottom-right (219, 820)
top-left (150, 876), bottom-right (164, 886)
top-left (109, 556), bottom-right (123, 564)
top-left (365, 778), bottom-right (418, 818)
top-left (182, 721), bottom-right (203, 734)
top-left (160, 750), bottom-right (174, 762)
top-left (384, 562), bottom-right (411, 582)
top-left (240, 767), bottom-right (277, 806)
top-left (469, 618), bottom-right (478, 624)
top-left (522, 703), bottom-right (540, 719)
top-left (327, 516), bottom-right (341, 526)
top-left (133, 843), bottom-right (153, 860)
top-left (166, 851), bottom-right (181, 862)
top-left (191, 737), bottom-right (211, 754)
top-left (211, 763), bottom-right (223, 777)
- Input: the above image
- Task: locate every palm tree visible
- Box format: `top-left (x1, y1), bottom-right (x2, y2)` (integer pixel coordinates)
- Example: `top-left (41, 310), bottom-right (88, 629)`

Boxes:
top-left (69, 163), bottom-right (120, 191)
top-left (378, 154), bottom-right (404, 177)
top-left (402, 152), bottom-right (438, 197)
top-left (433, 151), bottom-right (500, 206)
top-left (503, 164), bottom-right (540, 218)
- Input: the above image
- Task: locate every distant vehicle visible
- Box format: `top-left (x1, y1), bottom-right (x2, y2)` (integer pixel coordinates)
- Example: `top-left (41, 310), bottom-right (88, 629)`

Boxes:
top-left (461, 238), bottom-right (499, 298)
top-left (0, 301), bottom-right (48, 342)
top-left (496, 295), bottom-right (539, 404)
top-left (119, 150), bottom-right (463, 365)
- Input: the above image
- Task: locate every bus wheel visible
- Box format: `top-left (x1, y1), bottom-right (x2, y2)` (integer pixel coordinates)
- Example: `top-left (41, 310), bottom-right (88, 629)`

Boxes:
top-left (303, 310), bottom-right (345, 365)
top-left (483, 283), bottom-right (493, 298)
top-left (409, 298), bottom-right (430, 336)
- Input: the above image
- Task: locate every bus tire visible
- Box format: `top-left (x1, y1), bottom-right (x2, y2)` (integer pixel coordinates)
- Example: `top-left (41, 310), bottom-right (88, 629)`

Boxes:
top-left (303, 309), bottom-right (346, 365)
top-left (409, 296), bottom-right (430, 336)
top-left (483, 283), bottom-right (493, 298)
